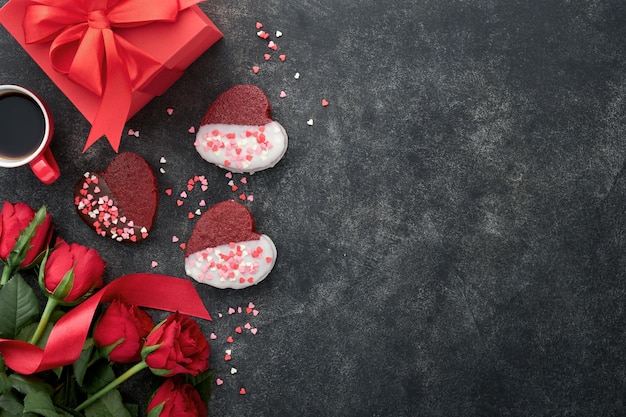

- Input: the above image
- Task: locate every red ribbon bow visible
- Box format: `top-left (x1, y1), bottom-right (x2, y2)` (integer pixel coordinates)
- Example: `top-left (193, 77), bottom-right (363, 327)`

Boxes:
top-left (22, 0), bottom-right (196, 152)
top-left (0, 274), bottom-right (211, 374)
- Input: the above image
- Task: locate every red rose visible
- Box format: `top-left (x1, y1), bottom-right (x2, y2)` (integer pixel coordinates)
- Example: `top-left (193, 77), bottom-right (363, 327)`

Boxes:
top-left (147, 377), bottom-right (207, 417)
top-left (93, 299), bottom-right (154, 363)
top-left (142, 312), bottom-right (210, 377)
top-left (42, 241), bottom-right (105, 303)
top-left (0, 201), bottom-right (52, 266)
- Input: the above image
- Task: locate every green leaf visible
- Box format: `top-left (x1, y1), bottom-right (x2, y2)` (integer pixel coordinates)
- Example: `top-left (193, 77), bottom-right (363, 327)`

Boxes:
top-left (184, 368), bottom-right (217, 405)
top-left (73, 338), bottom-right (95, 387)
top-left (81, 360), bottom-right (115, 394)
top-left (23, 390), bottom-right (59, 417)
top-left (6, 205), bottom-right (47, 271)
top-left (0, 391), bottom-right (24, 415)
top-left (0, 356), bottom-right (11, 394)
top-left (84, 389), bottom-right (131, 417)
top-left (8, 374), bottom-right (53, 396)
top-left (0, 273), bottom-right (39, 338)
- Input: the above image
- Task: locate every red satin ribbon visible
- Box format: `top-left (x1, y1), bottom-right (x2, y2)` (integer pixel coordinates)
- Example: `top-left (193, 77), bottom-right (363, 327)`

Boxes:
top-left (21, 0), bottom-right (196, 152)
top-left (0, 273), bottom-right (211, 375)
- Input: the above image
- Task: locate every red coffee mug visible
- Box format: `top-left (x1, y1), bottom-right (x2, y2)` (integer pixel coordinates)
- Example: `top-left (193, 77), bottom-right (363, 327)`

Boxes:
top-left (0, 85), bottom-right (60, 184)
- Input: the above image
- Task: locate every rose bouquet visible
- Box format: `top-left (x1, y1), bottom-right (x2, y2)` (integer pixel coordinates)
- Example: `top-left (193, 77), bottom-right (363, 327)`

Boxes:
top-left (0, 201), bottom-right (214, 417)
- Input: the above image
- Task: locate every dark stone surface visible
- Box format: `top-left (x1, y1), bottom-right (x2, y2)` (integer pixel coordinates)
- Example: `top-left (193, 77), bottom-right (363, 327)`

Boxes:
top-left (1, 0), bottom-right (626, 416)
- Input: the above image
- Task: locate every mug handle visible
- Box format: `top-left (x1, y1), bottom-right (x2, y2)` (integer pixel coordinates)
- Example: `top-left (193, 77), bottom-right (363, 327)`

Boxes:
top-left (29, 147), bottom-right (60, 185)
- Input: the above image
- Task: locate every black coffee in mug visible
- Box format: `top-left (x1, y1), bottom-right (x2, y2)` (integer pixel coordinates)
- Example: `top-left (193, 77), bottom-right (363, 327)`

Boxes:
top-left (0, 93), bottom-right (46, 159)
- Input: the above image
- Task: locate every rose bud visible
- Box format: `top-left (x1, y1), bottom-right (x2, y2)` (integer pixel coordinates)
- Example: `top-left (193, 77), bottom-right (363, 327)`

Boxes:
top-left (41, 241), bottom-right (105, 303)
top-left (93, 299), bottom-right (154, 363)
top-left (0, 201), bottom-right (53, 266)
top-left (147, 377), bottom-right (207, 417)
top-left (142, 312), bottom-right (210, 377)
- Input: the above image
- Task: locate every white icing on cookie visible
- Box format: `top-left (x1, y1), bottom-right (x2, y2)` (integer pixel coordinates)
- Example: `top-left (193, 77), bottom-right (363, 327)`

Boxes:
top-left (194, 122), bottom-right (288, 173)
top-left (184, 235), bottom-right (277, 290)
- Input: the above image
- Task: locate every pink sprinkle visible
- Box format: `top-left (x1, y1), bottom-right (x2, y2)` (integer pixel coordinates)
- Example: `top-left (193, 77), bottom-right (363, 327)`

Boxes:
top-left (240, 177), bottom-right (248, 184)
top-left (279, 54), bottom-right (286, 62)
top-left (166, 108), bottom-right (174, 115)
top-left (264, 53), bottom-right (271, 61)
top-left (239, 193), bottom-right (246, 201)
top-left (180, 191), bottom-right (188, 198)
top-left (268, 40), bottom-right (277, 50)
top-left (250, 328), bottom-right (258, 335)
top-left (151, 261), bottom-right (158, 268)
top-left (247, 195), bottom-right (254, 202)
top-left (199, 199), bottom-right (206, 206)
top-left (252, 65), bottom-right (260, 74)
top-left (128, 129), bottom-right (135, 136)
top-left (238, 306), bottom-right (242, 313)
top-left (322, 99), bottom-right (329, 107)
top-left (253, 309), bottom-right (259, 316)
top-left (225, 172), bottom-right (233, 179)
top-left (244, 323), bottom-right (252, 329)
top-left (201, 185), bottom-right (209, 191)
top-left (240, 388), bottom-right (246, 395)
top-left (279, 91), bottom-right (287, 98)
top-left (228, 307), bottom-right (236, 315)
top-left (256, 22), bottom-right (263, 29)
top-left (210, 332), bottom-right (217, 339)
top-left (188, 126), bottom-right (196, 133)
top-left (172, 236), bottom-right (179, 243)
top-left (248, 302), bottom-right (255, 308)
top-left (216, 378), bottom-right (224, 386)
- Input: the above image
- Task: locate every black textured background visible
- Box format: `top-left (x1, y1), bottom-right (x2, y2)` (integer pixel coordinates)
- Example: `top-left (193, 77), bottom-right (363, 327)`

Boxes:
top-left (2, 0), bottom-right (626, 416)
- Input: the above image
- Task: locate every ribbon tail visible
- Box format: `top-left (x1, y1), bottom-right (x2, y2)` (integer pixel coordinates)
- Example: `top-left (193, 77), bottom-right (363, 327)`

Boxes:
top-left (82, 31), bottom-right (132, 153)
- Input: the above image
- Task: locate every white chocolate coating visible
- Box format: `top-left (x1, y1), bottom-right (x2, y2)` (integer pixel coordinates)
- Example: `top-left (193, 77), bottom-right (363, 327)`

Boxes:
top-left (184, 235), bottom-right (277, 290)
top-left (194, 122), bottom-right (288, 173)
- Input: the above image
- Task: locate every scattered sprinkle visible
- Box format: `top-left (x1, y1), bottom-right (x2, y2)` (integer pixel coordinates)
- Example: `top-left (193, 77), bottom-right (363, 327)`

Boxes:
top-left (294, 72), bottom-right (300, 79)
top-left (172, 236), bottom-right (179, 243)
top-left (188, 126), bottom-right (196, 134)
top-left (279, 91), bottom-right (287, 98)
top-left (255, 22), bottom-right (263, 29)
top-left (216, 378), bottom-right (224, 386)
top-left (159, 167), bottom-right (165, 174)
top-left (165, 188), bottom-right (172, 196)
top-left (151, 261), bottom-right (158, 268)
top-left (231, 368), bottom-right (238, 375)
top-left (179, 242), bottom-right (186, 250)
top-left (227, 336), bottom-right (234, 343)
top-left (210, 332), bottom-right (217, 339)
top-left (250, 328), bottom-right (258, 335)
top-left (264, 53), bottom-right (271, 61)
top-left (307, 119), bottom-right (314, 126)
top-left (239, 388), bottom-right (246, 395)
top-left (257, 30), bottom-right (270, 40)
top-left (252, 65), bottom-right (260, 74)
top-left (275, 30), bottom-right (282, 37)
top-left (166, 108), bottom-right (174, 115)
top-left (268, 40), bottom-right (277, 50)
top-left (322, 99), bottom-right (329, 107)
top-left (279, 54), bottom-right (286, 62)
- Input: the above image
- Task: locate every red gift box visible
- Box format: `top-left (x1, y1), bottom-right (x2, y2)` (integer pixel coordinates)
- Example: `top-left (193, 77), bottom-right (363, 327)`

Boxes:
top-left (0, 0), bottom-right (222, 151)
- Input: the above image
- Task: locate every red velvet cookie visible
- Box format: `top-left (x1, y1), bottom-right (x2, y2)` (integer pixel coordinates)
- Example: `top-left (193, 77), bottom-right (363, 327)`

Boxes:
top-left (73, 152), bottom-right (158, 243)
top-left (194, 85), bottom-right (288, 173)
top-left (185, 200), bottom-right (276, 289)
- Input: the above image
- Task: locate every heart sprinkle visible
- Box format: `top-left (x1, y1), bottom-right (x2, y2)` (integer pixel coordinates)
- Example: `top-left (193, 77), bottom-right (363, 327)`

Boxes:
top-left (166, 108), bottom-right (174, 115)
top-left (188, 126), bottom-right (196, 133)
top-left (322, 99), bottom-right (329, 107)
top-left (307, 119), bottom-right (314, 126)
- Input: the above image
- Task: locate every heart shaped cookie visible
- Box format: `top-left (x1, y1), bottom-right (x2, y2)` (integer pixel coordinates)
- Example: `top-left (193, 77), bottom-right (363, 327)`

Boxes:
top-left (194, 85), bottom-right (288, 173)
top-left (73, 152), bottom-right (158, 243)
top-left (185, 200), bottom-right (276, 289)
